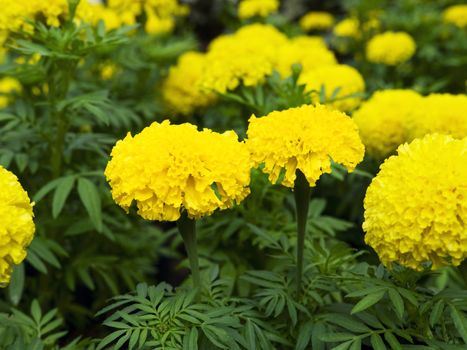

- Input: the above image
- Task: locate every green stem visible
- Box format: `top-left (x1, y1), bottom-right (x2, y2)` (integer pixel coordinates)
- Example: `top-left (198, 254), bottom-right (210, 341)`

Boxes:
top-left (294, 170), bottom-right (311, 294)
top-left (177, 212), bottom-right (201, 297)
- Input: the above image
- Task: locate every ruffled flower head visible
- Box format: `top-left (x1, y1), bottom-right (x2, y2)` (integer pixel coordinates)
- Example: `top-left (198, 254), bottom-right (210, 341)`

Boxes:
top-left (443, 5), bottom-right (467, 28)
top-left (105, 121), bottom-right (251, 221)
top-left (363, 134), bottom-right (467, 270)
top-left (246, 104), bottom-right (365, 187)
top-left (299, 11), bottom-right (334, 31)
top-left (238, 0), bottom-right (279, 19)
top-left (366, 31), bottom-right (416, 65)
top-left (0, 166), bottom-right (35, 286)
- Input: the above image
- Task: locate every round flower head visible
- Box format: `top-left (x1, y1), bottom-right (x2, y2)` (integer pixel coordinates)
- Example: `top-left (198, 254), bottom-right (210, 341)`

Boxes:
top-left (0, 77), bottom-right (22, 108)
top-left (333, 18), bottom-right (360, 38)
top-left (246, 104), bottom-right (365, 188)
top-left (163, 51), bottom-right (216, 115)
top-left (0, 166), bottom-right (35, 286)
top-left (353, 89), bottom-right (423, 158)
top-left (238, 0), bottom-right (279, 19)
top-left (275, 36), bottom-right (336, 78)
top-left (443, 5), bottom-right (467, 28)
top-left (299, 11), bottom-right (334, 31)
top-left (105, 121), bottom-right (251, 221)
top-left (363, 134), bottom-right (467, 270)
top-left (299, 64), bottom-right (365, 112)
top-left (366, 31), bottom-right (416, 65)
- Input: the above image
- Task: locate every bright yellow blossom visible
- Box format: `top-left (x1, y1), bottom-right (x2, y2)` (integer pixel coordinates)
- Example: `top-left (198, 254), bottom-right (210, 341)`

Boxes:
top-left (238, 0), bottom-right (279, 19)
top-left (246, 104), bottom-right (365, 188)
top-left (333, 18), bottom-right (360, 38)
top-left (443, 5), bottom-right (467, 28)
top-left (105, 121), bottom-right (251, 221)
top-left (299, 11), bottom-right (334, 31)
top-left (299, 64), bottom-right (365, 112)
top-left (353, 89), bottom-right (423, 158)
top-left (366, 31), bottom-right (416, 65)
top-left (0, 77), bottom-right (22, 108)
top-left (163, 52), bottom-right (217, 115)
top-left (0, 166), bottom-right (35, 286)
top-left (363, 134), bottom-right (467, 270)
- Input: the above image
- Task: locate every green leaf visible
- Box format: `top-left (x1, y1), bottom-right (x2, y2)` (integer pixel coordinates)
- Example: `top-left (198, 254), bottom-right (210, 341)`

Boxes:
top-left (448, 304), bottom-right (467, 343)
top-left (77, 177), bottom-right (102, 232)
top-left (320, 333), bottom-right (356, 342)
top-left (371, 334), bottom-right (387, 350)
top-left (351, 290), bottom-right (386, 314)
top-left (350, 338), bottom-right (362, 350)
top-left (388, 289), bottom-right (404, 319)
top-left (430, 300), bottom-right (444, 327)
top-left (52, 176), bottom-right (75, 218)
top-left (245, 319), bottom-right (256, 350)
top-left (31, 300), bottom-right (42, 324)
top-left (8, 264), bottom-right (25, 305)
top-left (384, 332), bottom-right (402, 350)
top-left (184, 327), bottom-right (198, 350)
top-left (295, 321), bottom-right (313, 350)
top-left (331, 340), bottom-right (352, 350)
top-left (33, 178), bottom-right (62, 202)
top-left (97, 330), bottom-right (127, 350)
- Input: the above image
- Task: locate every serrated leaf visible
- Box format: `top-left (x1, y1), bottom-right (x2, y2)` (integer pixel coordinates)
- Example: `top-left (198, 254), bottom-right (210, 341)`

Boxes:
top-left (388, 289), bottom-right (404, 319)
top-left (351, 290), bottom-right (386, 314)
top-left (77, 177), bottom-right (102, 232)
top-left (384, 332), bottom-right (401, 350)
top-left (430, 300), bottom-right (444, 327)
top-left (448, 304), bottom-right (467, 343)
top-left (52, 176), bottom-right (75, 218)
top-left (8, 264), bottom-right (24, 306)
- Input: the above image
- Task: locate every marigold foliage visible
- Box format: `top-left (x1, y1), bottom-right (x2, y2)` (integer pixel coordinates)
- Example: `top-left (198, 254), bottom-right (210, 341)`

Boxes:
top-left (443, 5), bottom-right (467, 28)
top-left (333, 18), bottom-right (360, 38)
top-left (299, 64), bottom-right (365, 112)
top-left (246, 104), bottom-right (365, 188)
top-left (353, 89), bottom-right (423, 158)
top-left (363, 134), bottom-right (467, 270)
top-left (0, 166), bottom-right (35, 286)
top-left (163, 51), bottom-right (217, 115)
top-left (299, 11), bottom-right (334, 31)
top-left (238, 0), bottom-right (279, 19)
top-left (105, 121), bottom-right (251, 221)
top-left (0, 77), bottom-right (22, 108)
top-left (366, 31), bottom-right (416, 65)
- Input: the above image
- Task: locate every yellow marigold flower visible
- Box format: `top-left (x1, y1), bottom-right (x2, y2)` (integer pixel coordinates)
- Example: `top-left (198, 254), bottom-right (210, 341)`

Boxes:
top-left (201, 24), bottom-right (288, 93)
top-left (246, 104), bottom-right (365, 188)
top-left (105, 121), bottom-right (251, 221)
top-left (145, 10), bottom-right (175, 34)
top-left (299, 64), bottom-right (365, 112)
top-left (409, 93), bottom-right (467, 140)
top-left (333, 18), bottom-right (360, 38)
top-left (275, 36), bottom-right (337, 78)
top-left (0, 166), bottom-right (35, 286)
top-left (299, 11), bottom-right (334, 31)
top-left (238, 0), bottom-right (279, 19)
top-left (363, 134), bottom-right (467, 270)
top-left (366, 31), bottom-right (416, 65)
top-left (443, 5), bottom-right (467, 28)
top-left (163, 51), bottom-right (216, 115)
top-left (100, 63), bottom-right (118, 80)
top-left (353, 89), bottom-right (423, 158)
top-left (0, 77), bottom-right (22, 108)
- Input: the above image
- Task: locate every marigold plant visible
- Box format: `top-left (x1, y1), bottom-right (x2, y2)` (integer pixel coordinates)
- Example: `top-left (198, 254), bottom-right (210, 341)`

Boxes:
top-left (366, 31), bottom-right (416, 65)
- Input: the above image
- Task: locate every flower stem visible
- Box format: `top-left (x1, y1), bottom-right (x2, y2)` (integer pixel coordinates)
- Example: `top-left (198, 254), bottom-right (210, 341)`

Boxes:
top-left (177, 212), bottom-right (201, 297)
top-left (294, 169), bottom-right (311, 294)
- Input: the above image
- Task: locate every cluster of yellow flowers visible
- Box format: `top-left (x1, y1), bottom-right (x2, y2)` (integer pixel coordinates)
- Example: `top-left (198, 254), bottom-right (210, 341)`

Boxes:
top-left (0, 166), bottom-right (35, 285)
top-left (354, 90), bottom-right (467, 158)
top-left (246, 104), bottom-right (365, 187)
top-left (105, 121), bottom-right (251, 221)
top-left (163, 23), bottom-right (365, 114)
top-left (366, 31), bottom-right (416, 65)
top-left (162, 52), bottom-right (217, 115)
top-left (299, 64), bottom-right (365, 112)
top-left (443, 4), bottom-right (467, 28)
top-left (333, 18), bottom-right (360, 39)
top-left (238, 0), bottom-right (279, 19)
top-left (363, 134), bottom-right (467, 270)
top-left (299, 11), bottom-right (334, 31)
top-left (0, 77), bottom-right (22, 108)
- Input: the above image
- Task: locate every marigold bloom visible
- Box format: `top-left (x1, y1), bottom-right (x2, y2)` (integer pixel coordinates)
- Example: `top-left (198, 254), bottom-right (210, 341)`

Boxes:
top-left (0, 166), bottom-right (35, 286)
top-left (0, 77), bottom-right (22, 108)
top-left (200, 24), bottom-right (287, 93)
top-left (299, 64), bottom-right (365, 112)
top-left (366, 31), bottom-right (416, 65)
top-left (363, 134), bottom-right (467, 270)
top-left (238, 0), bottom-right (279, 19)
top-left (299, 11), bottom-right (334, 31)
top-left (333, 18), bottom-right (360, 38)
top-left (163, 51), bottom-right (216, 115)
top-left (246, 104), bottom-right (365, 187)
top-left (443, 5), bottom-right (467, 28)
top-left (105, 121), bottom-right (251, 221)
top-left (275, 36), bottom-right (336, 78)
top-left (353, 89), bottom-right (423, 158)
